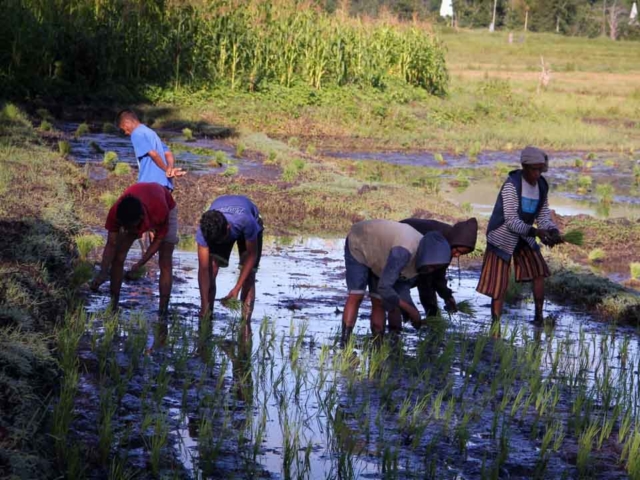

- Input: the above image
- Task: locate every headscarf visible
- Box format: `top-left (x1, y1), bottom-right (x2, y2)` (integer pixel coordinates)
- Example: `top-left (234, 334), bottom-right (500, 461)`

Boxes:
top-left (521, 146), bottom-right (549, 172)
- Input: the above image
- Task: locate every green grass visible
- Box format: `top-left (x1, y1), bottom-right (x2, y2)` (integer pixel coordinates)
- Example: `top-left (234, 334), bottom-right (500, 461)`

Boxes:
top-left (113, 162), bottom-right (132, 176)
top-left (100, 191), bottom-right (118, 208)
top-left (75, 233), bottom-right (103, 260)
top-left (102, 151), bottom-right (118, 171)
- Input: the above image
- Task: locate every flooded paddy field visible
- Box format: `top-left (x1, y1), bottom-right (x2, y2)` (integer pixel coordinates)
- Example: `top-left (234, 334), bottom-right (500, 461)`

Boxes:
top-left (60, 237), bottom-right (640, 479)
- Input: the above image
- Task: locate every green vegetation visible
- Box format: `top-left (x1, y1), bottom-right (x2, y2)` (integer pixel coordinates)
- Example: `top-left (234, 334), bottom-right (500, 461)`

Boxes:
top-left (39, 120), bottom-right (53, 132)
top-left (222, 166), bottom-right (239, 177)
top-left (58, 140), bottom-right (71, 157)
top-left (74, 122), bottom-right (89, 138)
top-left (0, 104), bottom-right (83, 477)
top-left (102, 122), bottom-right (118, 134)
top-left (596, 183), bottom-right (615, 205)
top-left (630, 263), bottom-right (640, 280)
top-left (75, 233), bottom-right (103, 261)
top-left (588, 248), bottom-right (605, 263)
top-left (113, 162), bottom-right (132, 176)
top-left (102, 151), bottom-right (118, 171)
top-left (100, 191), bottom-right (118, 208)
top-left (182, 127), bottom-right (195, 142)
top-left (562, 229), bottom-right (584, 246)
top-left (3, 0), bottom-right (447, 100)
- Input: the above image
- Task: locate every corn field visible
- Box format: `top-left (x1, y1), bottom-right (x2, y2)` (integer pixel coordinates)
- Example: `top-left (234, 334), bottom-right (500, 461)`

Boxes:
top-left (1, 0), bottom-right (448, 98)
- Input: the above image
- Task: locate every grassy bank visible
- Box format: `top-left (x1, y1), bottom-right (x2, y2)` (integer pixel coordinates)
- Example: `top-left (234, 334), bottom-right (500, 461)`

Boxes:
top-left (150, 29), bottom-right (639, 152)
top-left (0, 105), bottom-right (83, 478)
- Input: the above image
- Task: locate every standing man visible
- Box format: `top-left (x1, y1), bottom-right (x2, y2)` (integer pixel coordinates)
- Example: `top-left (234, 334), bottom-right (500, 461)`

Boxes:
top-left (341, 219), bottom-right (453, 344)
top-left (116, 109), bottom-right (184, 185)
top-left (90, 183), bottom-right (178, 314)
top-left (400, 217), bottom-right (478, 317)
top-left (476, 146), bottom-right (562, 325)
top-left (196, 195), bottom-right (263, 327)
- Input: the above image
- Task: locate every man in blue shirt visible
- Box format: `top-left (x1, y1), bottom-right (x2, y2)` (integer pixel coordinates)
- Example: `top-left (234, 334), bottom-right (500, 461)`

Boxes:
top-left (196, 195), bottom-right (263, 328)
top-left (116, 110), bottom-right (185, 187)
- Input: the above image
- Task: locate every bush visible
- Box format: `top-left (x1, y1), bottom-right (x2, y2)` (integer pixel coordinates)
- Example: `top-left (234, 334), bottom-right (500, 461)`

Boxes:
top-left (102, 151), bottom-right (118, 171)
top-left (113, 162), bottom-right (132, 176)
top-left (588, 248), bottom-right (605, 263)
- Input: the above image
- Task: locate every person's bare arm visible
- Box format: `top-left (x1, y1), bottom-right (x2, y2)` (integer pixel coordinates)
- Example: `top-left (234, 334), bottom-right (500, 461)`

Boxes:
top-left (128, 234), bottom-right (164, 275)
top-left (222, 240), bottom-right (257, 303)
top-left (198, 245), bottom-right (212, 316)
top-left (148, 150), bottom-right (168, 172)
top-left (90, 231), bottom-right (118, 290)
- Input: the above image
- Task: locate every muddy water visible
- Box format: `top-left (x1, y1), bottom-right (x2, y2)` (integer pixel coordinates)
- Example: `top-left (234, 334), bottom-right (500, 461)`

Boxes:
top-left (61, 122), bottom-right (272, 178)
top-left (325, 149), bottom-right (640, 218)
top-left (81, 237), bottom-right (639, 478)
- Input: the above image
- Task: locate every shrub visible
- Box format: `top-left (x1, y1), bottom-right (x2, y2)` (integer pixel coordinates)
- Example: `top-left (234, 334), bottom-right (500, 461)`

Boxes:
top-left (102, 151), bottom-right (118, 171)
top-left (588, 248), bottom-right (605, 263)
top-left (113, 162), bottom-right (132, 176)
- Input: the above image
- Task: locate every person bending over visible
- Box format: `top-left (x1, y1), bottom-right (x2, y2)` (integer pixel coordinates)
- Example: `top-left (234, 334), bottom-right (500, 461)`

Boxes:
top-left (341, 219), bottom-right (452, 344)
top-left (196, 195), bottom-right (263, 326)
top-left (400, 217), bottom-right (477, 317)
top-left (90, 182), bottom-right (178, 313)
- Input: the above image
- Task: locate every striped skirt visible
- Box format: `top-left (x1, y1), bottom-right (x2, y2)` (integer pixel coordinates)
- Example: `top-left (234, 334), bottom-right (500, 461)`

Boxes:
top-left (476, 243), bottom-right (550, 300)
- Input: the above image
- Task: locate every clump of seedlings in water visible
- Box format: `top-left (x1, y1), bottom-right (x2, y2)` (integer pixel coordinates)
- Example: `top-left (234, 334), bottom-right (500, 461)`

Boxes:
top-left (577, 175), bottom-right (592, 194)
top-left (102, 151), bottom-right (118, 171)
top-left (182, 127), bottom-right (195, 141)
top-left (223, 166), bottom-right (239, 177)
top-left (574, 157), bottom-right (583, 168)
top-left (236, 142), bottom-right (246, 157)
top-left (39, 120), bottom-right (53, 131)
top-left (102, 122), bottom-right (118, 134)
top-left (596, 183), bottom-right (614, 205)
top-left (58, 140), bottom-right (71, 157)
top-left (113, 162), bottom-right (131, 176)
top-left (467, 141), bottom-right (481, 163)
top-left (630, 262), bottom-right (640, 280)
top-left (588, 248), bottom-right (605, 263)
top-left (434, 152), bottom-right (446, 165)
top-left (74, 122), bottom-right (89, 138)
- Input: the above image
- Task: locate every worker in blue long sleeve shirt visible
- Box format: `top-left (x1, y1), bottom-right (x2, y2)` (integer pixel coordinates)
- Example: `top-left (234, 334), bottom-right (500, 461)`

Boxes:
top-left (341, 220), bottom-right (452, 344)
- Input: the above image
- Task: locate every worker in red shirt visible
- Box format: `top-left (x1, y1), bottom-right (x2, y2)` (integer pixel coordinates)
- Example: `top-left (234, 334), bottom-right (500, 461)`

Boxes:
top-left (90, 182), bottom-right (178, 314)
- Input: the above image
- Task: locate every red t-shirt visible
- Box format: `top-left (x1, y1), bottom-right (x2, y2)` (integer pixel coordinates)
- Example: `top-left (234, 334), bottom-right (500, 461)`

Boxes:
top-left (105, 183), bottom-right (176, 238)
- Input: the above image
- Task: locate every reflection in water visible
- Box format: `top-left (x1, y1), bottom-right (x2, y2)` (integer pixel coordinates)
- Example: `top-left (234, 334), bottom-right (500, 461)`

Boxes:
top-left (81, 238), bottom-right (640, 479)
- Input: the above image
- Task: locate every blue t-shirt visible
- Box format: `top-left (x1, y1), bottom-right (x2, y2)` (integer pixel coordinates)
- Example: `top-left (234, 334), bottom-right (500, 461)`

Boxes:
top-left (196, 195), bottom-right (262, 247)
top-left (130, 124), bottom-right (174, 190)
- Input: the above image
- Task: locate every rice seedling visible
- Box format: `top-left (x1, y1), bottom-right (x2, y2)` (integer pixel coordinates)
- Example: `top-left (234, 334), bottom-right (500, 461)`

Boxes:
top-left (235, 143), bottom-right (246, 157)
top-left (222, 165), bottom-right (239, 177)
top-left (588, 248), bottom-right (605, 263)
top-left (98, 388), bottom-right (116, 465)
top-left (102, 122), bottom-right (118, 134)
top-left (102, 151), bottom-right (118, 171)
top-left (596, 183), bottom-right (615, 205)
top-left (577, 175), bottom-right (592, 193)
top-left (113, 162), bottom-right (131, 176)
top-left (39, 120), bottom-right (53, 131)
top-left (182, 127), bottom-right (195, 141)
top-left (74, 122), bottom-right (89, 138)
top-left (561, 229), bottom-right (584, 246)
top-left (306, 144), bottom-right (316, 155)
top-left (574, 157), bottom-right (583, 168)
top-left (58, 140), bottom-right (71, 157)
top-left (577, 421), bottom-right (599, 476)
top-left (434, 153), bottom-right (446, 165)
top-left (630, 262), bottom-right (640, 280)
top-left (75, 233), bottom-right (103, 260)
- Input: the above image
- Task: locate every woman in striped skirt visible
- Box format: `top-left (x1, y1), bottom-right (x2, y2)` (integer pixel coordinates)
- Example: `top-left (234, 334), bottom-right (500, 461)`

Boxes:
top-left (476, 146), bottom-right (563, 325)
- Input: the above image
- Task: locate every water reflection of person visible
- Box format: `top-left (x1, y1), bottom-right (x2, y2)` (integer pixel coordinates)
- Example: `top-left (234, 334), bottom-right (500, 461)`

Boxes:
top-left (220, 328), bottom-right (254, 404)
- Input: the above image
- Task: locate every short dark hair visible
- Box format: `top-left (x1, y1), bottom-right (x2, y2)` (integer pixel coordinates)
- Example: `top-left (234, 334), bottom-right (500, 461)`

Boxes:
top-left (116, 195), bottom-right (144, 228)
top-left (115, 109), bottom-right (139, 126)
top-left (200, 210), bottom-right (228, 246)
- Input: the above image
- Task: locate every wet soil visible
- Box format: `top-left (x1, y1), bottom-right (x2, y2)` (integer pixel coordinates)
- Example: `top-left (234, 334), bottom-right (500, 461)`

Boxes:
top-left (75, 238), bottom-right (639, 479)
